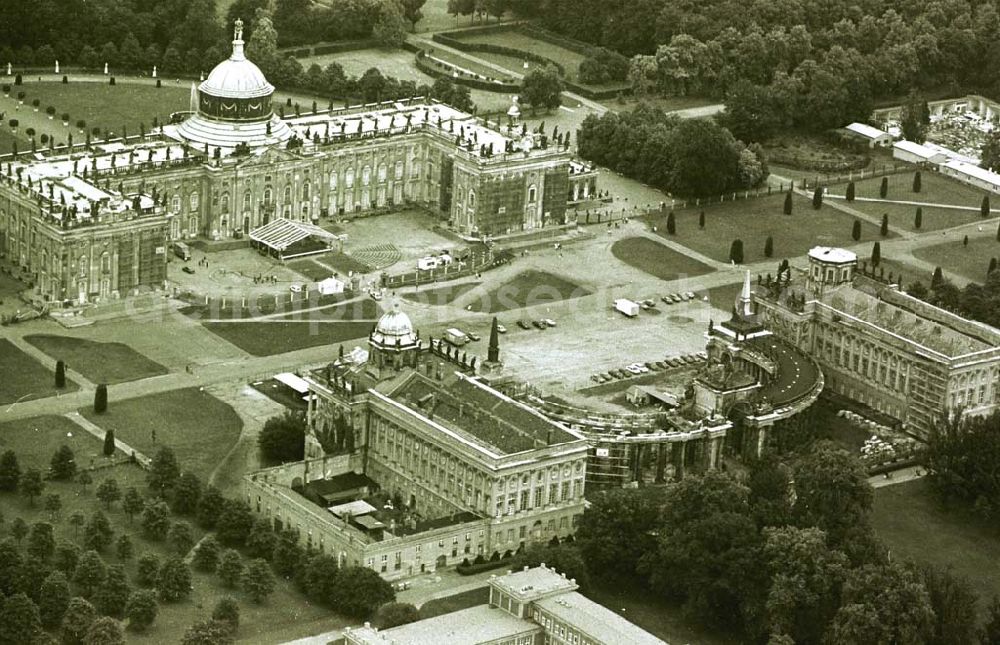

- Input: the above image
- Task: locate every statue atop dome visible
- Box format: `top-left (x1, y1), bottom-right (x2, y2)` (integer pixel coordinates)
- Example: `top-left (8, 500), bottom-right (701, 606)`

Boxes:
top-left (234, 18), bottom-right (244, 42)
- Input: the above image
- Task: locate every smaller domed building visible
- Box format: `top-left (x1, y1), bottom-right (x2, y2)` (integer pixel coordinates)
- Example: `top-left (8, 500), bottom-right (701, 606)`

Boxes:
top-left (368, 301), bottom-right (421, 376)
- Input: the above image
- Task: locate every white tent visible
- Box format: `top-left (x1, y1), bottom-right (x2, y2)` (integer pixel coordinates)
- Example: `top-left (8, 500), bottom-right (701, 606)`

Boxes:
top-left (318, 277), bottom-right (345, 294)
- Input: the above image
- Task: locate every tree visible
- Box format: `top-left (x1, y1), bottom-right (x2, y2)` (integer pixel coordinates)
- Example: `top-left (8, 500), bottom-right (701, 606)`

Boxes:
top-left (102, 430), bottom-right (115, 457)
top-left (699, 210), bottom-right (705, 228)
top-left (193, 535), bottom-right (222, 572)
top-left (20, 468), bottom-right (44, 506)
top-left (68, 512), bottom-right (86, 538)
top-left (242, 558), bottom-right (275, 603)
top-left (0, 593), bottom-right (41, 645)
top-left (747, 456), bottom-right (793, 529)
top-left (373, 0), bottom-right (408, 48)
top-left (77, 470), bottom-right (92, 493)
top-left (212, 597), bottom-right (240, 634)
top-left (913, 171), bottom-right (922, 193)
top-left (272, 531), bottom-right (304, 578)
top-left (667, 118), bottom-right (743, 197)
top-left (93, 565), bottom-right (130, 618)
top-left (575, 487), bottom-right (663, 582)
top-left (258, 412), bottom-right (306, 465)
top-left (914, 563), bottom-right (977, 645)
top-left (812, 186), bottom-right (823, 209)
top-left (666, 211), bottom-right (676, 234)
top-left (196, 486), bottom-right (225, 529)
top-left (124, 590), bottom-right (157, 633)
top-left (931, 266), bottom-right (944, 289)
top-left (148, 447), bottom-right (179, 496)
top-left (879, 176), bottom-right (888, 198)
top-left (83, 616), bottom-right (124, 645)
top-left (135, 554), bottom-right (160, 588)
top-left (764, 235), bottom-right (774, 258)
top-left (792, 442), bottom-right (874, 547)
top-left (901, 93), bottom-right (929, 143)
top-left (245, 519), bottom-right (277, 560)
top-left (73, 551), bottom-right (108, 599)
top-left (182, 619), bottom-right (234, 645)
top-left (168, 522), bottom-right (195, 556)
top-left (157, 558), bottom-right (192, 602)
top-left (51, 445), bottom-right (76, 481)
top-left (55, 360), bottom-right (67, 388)
top-left (217, 549), bottom-right (244, 588)
top-left (141, 499), bottom-right (170, 540)
top-left (121, 488), bottom-right (143, 524)
top-left (374, 602), bottom-right (419, 629)
top-left (982, 595), bottom-right (1000, 645)
top-left (846, 181), bottom-right (855, 202)
top-left (61, 597), bottom-right (97, 645)
top-left (84, 511), bottom-right (114, 553)
top-left (983, 196), bottom-right (992, 219)
top-left (331, 566), bottom-right (396, 618)
top-left (95, 479), bottom-right (121, 510)
top-left (171, 473), bottom-right (202, 515)
top-left (0, 450), bottom-right (20, 491)
top-left (216, 499), bottom-right (254, 547)
top-left (54, 541), bottom-right (81, 577)
top-left (825, 563), bottom-right (934, 645)
top-left (916, 207), bottom-right (923, 229)
top-left (784, 191), bottom-right (793, 214)
top-left (115, 535), bottom-right (133, 562)
top-left (513, 543), bottom-right (592, 591)
top-left (10, 517), bottom-right (28, 543)
top-left (27, 521), bottom-right (56, 561)
top-left (880, 213), bottom-right (889, 236)
top-left (38, 572), bottom-right (72, 629)
top-left (851, 219), bottom-right (861, 241)
top-left (521, 66), bottom-right (563, 112)
top-left (871, 242), bottom-right (881, 267)
top-left (729, 239), bottom-right (744, 264)
top-left (93, 384), bottom-right (108, 414)
top-left (400, 0), bottom-right (426, 30)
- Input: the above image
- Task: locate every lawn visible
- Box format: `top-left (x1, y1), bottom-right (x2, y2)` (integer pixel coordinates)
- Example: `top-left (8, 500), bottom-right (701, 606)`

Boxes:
top-left (0, 462), bottom-right (344, 644)
top-left (24, 334), bottom-right (168, 385)
top-left (0, 339), bottom-right (79, 405)
top-left (418, 586), bottom-right (490, 619)
top-left (706, 281), bottom-right (744, 313)
top-left (458, 29), bottom-right (588, 82)
top-left (913, 236), bottom-right (1000, 284)
top-left (872, 478), bottom-right (1000, 621)
top-left (611, 237), bottom-right (715, 282)
top-left (866, 256), bottom-right (930, 287)
top-left (203, 320), bottom-right (375, 356)
top-left (0, 415), bottom-right (104, 472)
top-left (287, 258), bottom-right (340, 282)
top-left (401, 281), bottom-right (480, 306)
top-left (650, 193), bottom-right (889, 264)
top-left (467, 270), bottom-right (592, 313)
top-left (423, 45), bottom-right (518, 82)
top-left (80, 388), bottom-right (242, 481)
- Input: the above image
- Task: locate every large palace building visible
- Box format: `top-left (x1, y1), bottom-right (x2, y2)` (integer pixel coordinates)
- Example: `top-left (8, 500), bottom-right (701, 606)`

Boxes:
top-left (0, 20), bottom-right (596, 305)
top-left (755, 247), bottom-right (1000, 437)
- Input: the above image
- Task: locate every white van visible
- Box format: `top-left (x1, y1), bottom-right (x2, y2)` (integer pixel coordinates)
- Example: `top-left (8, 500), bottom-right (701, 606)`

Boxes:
top-left (444, 328), bottom-right (470, 346)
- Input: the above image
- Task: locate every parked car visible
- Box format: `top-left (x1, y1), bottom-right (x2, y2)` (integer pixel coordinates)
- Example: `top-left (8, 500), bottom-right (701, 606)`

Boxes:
top-left (610, 369), bottom-right (627, 379)
top-left (666, 357), bottom-right (683, 367)
top-left (670, 294), bottom-right (683, 303)
top-left (695, 351), bottom-right (708, 360)
top-left (591, 374), bottom-right (602, 383)
top-left (181, 266), bottom-right (195, 274)
top-left (682, 354), bottom-right (698, 364)
top-left (660, 295), bottom-right (674, 305)
top-left (685, 291), bottom-right (697, 300)
top-left (645, 361), bottom-right (659, 370)
top-left (532, 320), bottom-right (547, 329)
top-left (467, 331), bottom-right (481, 342)
top-left (517, 320), bottom-right (531, 330)
top-left (625, 364), bottom-right (643, 375)
top-left (543, 318), bottom-right (557, 327)
top-left (496, 323), bottom-right (507, 334)
top-left (653, 361), bottom-right (668, 370)
top-left (289, 284), bottom-right (303, 293)
top-left (642, 299), bottom-right (657, 308)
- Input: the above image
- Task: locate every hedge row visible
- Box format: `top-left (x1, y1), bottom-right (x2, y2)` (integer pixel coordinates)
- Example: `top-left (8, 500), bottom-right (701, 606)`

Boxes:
top-left (414, 51), bottom-right (520, 94)
top-left (431, 32), bottom-right (566, 77)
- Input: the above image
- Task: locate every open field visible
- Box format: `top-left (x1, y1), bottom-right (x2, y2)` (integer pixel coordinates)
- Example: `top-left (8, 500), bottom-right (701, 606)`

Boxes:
top-left (0, 415), bottom-right (104, 471)
top-left (0, 339), bottom-right (79, 405)
top-left (287, 258), bottom-right (339, 282)
top-left (873, 478), bottom-right (1000, 622)
top-left (80, 388), bottom-right (242, 481)
top-left (401, 281), bottom-right (480, 306)
top-left (650, 193), bottom-right (890, 264)
top-left (418, 587), bottom-right (490, 619)
top-left (467, 270), bottom-right (591, 313)
top-left (25, 334), bottom-right (168, 384)
top-left (611, 237), bottom-right (715, 282)
top-left (913, 236), bottom-right (1000, 284)
top-left (203, 320), bottom-right (375, 356)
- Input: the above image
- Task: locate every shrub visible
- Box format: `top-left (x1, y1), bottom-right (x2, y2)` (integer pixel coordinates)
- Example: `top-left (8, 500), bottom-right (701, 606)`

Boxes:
top-left (93, 384), bottom-right (108, 414)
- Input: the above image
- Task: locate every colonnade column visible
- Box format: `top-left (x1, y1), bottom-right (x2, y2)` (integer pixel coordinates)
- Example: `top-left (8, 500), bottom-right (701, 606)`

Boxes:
top-left (671, 442), bottom-right (685, 481)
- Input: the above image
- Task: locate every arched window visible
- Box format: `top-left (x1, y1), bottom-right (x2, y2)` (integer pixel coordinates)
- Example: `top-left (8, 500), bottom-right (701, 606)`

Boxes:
top-left (345, 168), bottom-right (355, 188)
top-left (302, 182), bottom-right (310, 200)
top-left (527, 184), bottom-right (537, 203)
top-left (78, 255), bottom-right (87, 277)
top-left (243, 191), bottom-right (252, 211)
top-left (329, 171), bottom-right (338, 191)
top-left (263, 188), bottom-right (272, 205)
top-left (362, 165), bottom-right (371, 186)
top-left (283, 185), bottom-right (291, 203)
top-left (377, 164), bottom-right (387, 183)
top-left (395, 160), bottom-right (404, 180)
top-left (100, 253), bottom-right (111, 273)
top-left (468, 190), bottom-right (476, 209)
top-left (189, 192), bottom-right (199, 211)
top-left (188, 215), bottom-right (198, 233)
top-left (220, 193), bottom-right (230, 214)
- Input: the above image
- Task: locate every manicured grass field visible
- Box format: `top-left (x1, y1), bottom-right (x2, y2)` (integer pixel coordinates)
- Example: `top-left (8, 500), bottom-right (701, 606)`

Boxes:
top-left (467, 270), bottom-right (591, 313)
top-left (0, 339), bottom-right (79, 405)
top-left (24, 334), bottom-right (168, 384)
top-left (872, 478), bottom-right (1000, 621)
top-left (458, 29), bottom-right (588, 81)
top-left (867, 256), bottom-right (931, 287)
top-left (611, 237), bottom-right (715, 282)
top-left (80, 388), bottom-right (242, 481)
top-left (913, 236), bottom-right (1000, 284)
top-left (203, 320), bottom-right (375, 356)
top-left (0, 415), bottom-right (103, 471)
top-left (401, 281), bottom-right (480, 306)
top-left (287, 258), bottom-right (339, 282)
top-left (835, 201), bottom-right (984, 233)
top-left (706, 281), bottom-right (743, 313)
top-left (650, 193), bottom-right (888, 264)
top-left (418, 586), bottom-right (490, 619)
top-left (424, 45), bottom-right (518, 81)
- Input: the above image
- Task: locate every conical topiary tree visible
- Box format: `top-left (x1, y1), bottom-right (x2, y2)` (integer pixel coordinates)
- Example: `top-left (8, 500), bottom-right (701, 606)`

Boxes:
top-left (783, 191), bottom-right (792, 214)
top-left (912, 171), bottom-right (921, 193)
top-left (989, 258), bottom-right (997, 275)
top-left (852, 220), bottom-right (861, 241)
top-left (915, 207), bottom-right (922, 229)
top-left (846, 181), bottom-right (855, 202)
top-left (880, 213), bottom-right (889, 236)
top-left (55, 360), bottom-right (66, 388)
top-left (729, 239), bottom-right (744, 264)
top-left (932, 266), bottom-right (944, 288)
top-left (879, 176), bottom-right (888, 198)
top-left (94, 384), bottom-right (108, 414)
top-left (983, 195), bottom-right (991, 218)
top-left (699, 210), bottom-right (705, 228)
top-left (103, 430), bottom-right (115, 457)
top-left (666, 211), bottom-right (675, 235)
top-left (871, 242), bottom-right (881, 267)
top-left (763, 236), bottom-right (773, 258)
top-left (812, 186), bottom-right (823, 210)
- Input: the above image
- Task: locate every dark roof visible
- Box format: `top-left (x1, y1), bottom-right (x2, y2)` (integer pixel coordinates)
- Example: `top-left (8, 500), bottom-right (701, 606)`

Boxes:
top-left (390, 374), bottom-right (579, 455)
top-left (305, 472), bottom-right (378, 502)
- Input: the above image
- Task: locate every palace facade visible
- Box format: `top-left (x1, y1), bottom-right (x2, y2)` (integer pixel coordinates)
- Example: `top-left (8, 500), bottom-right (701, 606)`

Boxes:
top-left (0, 20), bottom-right (596, 305)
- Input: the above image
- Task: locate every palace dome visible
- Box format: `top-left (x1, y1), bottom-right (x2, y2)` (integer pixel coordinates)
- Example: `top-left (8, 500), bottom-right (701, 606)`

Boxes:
top-left (371, 302), bottom-right (419, 349)
top-left (200, 56), bottom-right (273, 99)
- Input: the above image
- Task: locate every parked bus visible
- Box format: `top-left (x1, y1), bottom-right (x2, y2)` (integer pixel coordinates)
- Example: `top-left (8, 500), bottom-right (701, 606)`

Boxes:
top-left (172, 242), bottom-right (191, 261)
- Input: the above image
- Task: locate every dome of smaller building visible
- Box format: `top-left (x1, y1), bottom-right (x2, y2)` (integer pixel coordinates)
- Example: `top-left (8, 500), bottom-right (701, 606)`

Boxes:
top-left (371, 302), bottom-right (419, 349)
top-left (200, 58), bottom-right (273, 99)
